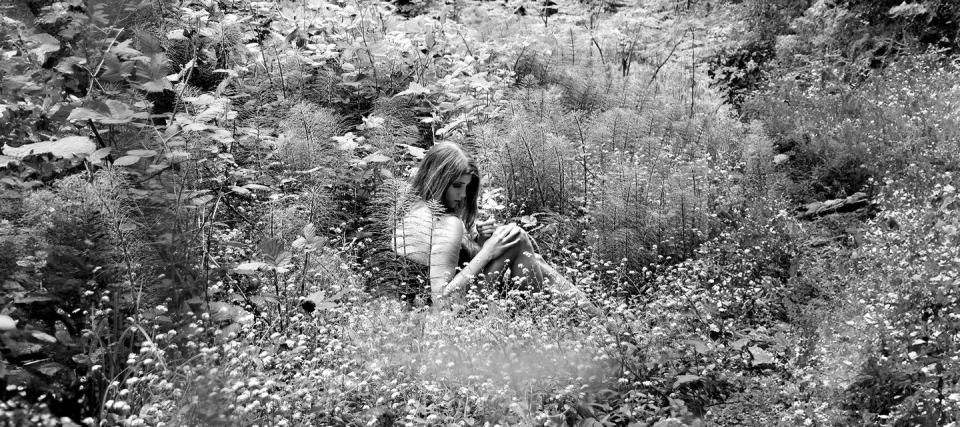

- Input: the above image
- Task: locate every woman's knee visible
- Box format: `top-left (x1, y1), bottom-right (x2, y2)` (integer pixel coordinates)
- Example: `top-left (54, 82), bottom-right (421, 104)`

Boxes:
top-left (502, 234), bottom-right (533, 259)
top-left (515, 229), bottom-right (534, 249)
top-left (519, 234), bottom-right (541, 260)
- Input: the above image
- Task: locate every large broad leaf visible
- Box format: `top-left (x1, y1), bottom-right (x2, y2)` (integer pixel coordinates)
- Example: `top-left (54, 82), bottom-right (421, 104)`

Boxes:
top-left (68, 100), bottom-right (145, 124)
top-left (2, 136), bottom-right (96, 159)
top-left (13, 296), bottom-right (56, 305)
top-left (362, 152), bottom-right (391, 164)
top-left (673, 374), bottom-right (701, 389)
top-left (332, 132), bottom-right (361, 151)
top-left (3, 75), bottom-right (42, 91)
top-left (190, 194), bottom-right (214, 206)
top-left (36, 361), bottom-right (65, 377)
top-left (683, 339), bottom-right (709, 354)
top-left (31, 331), bottom-right (57, 343)
top-left (184, 94), bottom-right (217, 106)
top-left (748, 346), bottom-right (776, 367)
top-left (55, 56), bottom-right (87, 74)
top-left (209, 129), bottom-right (234, 143)
top-left (260, 238), bottom-right (292, 269)
top-left (292, 223), bottom-right (327, 251)
top-left (303, 223), bottom-right (316, 239)
top-left (101, 100), bottom-right (141, 123)
top-left (242, 183), bottom-right (272, 192)
top-left (397, 143), bottom-right (425, 159)
top-left (0, 315), bottom-right (16, 331)
top-left (194, 100), bottom-right (230, 123)
top-left (28, 32), bottom-right (60, 63)
top-left (0, 155), bottom-right (18, 168)
top-left (87, 147), bottom-right (112, 165)
top-left (173, 113), bottom-right (210, 132)
top-left (208, 301), bottom-right (250, 323)
top-left (126, 149), bottom-right (157, 157)
top-left (99, 54), bottom-right (135, 82)
top-left (110, 39), bottom-right (143, 58)
top-left (394, 81), bottom-right (431, 97)
top-left (112, 155), bottom-right (141, 166)
top-left (730, 337), bottom-right (750, 351)
top-left (357, 115), bottom-right (384, 130)
top-left (436, 116), bottom-right (466, 136)
top-left (229, 185), bottom-right (251, 196)
top-left (166, 29), bottom-right (188, 40)
top-left (300, 291), bottom-right (338, 313)
top-left (137, 53), bottom-right (173, 92)
top-left (234, 261), bottom-right (267, 275)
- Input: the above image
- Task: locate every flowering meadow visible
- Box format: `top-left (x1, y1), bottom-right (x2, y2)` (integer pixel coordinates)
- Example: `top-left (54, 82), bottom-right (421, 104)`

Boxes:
top-left (1, 0), bottom-right (959, 425)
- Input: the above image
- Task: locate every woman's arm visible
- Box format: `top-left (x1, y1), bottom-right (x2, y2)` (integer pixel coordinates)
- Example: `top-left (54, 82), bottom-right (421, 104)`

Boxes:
top-left (428, 216), bottom-right (495, 303)
top-left (460, 234), bottom-right (482, 259)
top-left (429, 217), bottom-right (521, 304)
top-left (460, 217), bottom-right (496, 259)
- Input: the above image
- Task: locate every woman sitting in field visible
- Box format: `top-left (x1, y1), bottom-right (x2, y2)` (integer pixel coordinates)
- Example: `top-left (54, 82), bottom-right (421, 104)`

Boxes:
top-left (393, 141), bottom-right (577, 305)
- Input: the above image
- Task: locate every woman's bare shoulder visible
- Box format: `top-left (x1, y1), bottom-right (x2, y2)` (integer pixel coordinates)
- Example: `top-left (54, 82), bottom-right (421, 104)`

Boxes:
top-left (402, 203), bottom-right (462, 230)
top-left (433, 214), bottom-right (464, 232)
top-left (407, 201), bottom-right (432, 217)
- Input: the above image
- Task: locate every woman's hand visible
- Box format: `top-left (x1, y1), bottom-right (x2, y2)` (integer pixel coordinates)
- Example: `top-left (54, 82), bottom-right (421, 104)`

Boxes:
top-left (480, 223), bottom-right (523, 259)
top-left (475, 217), bottom-right (496, 244)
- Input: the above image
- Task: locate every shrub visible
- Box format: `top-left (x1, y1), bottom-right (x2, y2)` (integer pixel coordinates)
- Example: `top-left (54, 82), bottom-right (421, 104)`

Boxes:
top-left (835, 169), bottom-right (960, 424)
top-left (275, 102), bottom-right (346, 171)
top-left (1, 170), bottom-right (145, 421)
top-left (743, 54), bottom-right (960, 202)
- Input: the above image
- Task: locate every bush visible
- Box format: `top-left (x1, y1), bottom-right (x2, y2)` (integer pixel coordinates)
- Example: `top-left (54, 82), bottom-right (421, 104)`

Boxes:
top-left (479, 44), bottom-right (781, 271)
top-left (835, 169), bottom-right (960, 424)
top-left (276, 102), bottom-right (346, 171)
top-left (743, 54), bottom-right (960, 202)
top-left (1, 170), bottom-right (143, 421)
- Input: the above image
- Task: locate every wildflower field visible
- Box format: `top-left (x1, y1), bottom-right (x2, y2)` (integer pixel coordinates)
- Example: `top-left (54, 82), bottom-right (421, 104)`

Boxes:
top-left (1, 0), bottom-right (959, 425)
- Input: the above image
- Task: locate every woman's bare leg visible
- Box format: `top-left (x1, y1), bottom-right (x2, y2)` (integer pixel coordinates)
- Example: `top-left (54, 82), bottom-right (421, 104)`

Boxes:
top-left (535, 257), bottom-right (574, 292)
top-left (509, 236), bottom-right (545, 290)
top-left (476, 230), bottom-right (593, 311)
top-left (479, 231), bottom-right (545, 292)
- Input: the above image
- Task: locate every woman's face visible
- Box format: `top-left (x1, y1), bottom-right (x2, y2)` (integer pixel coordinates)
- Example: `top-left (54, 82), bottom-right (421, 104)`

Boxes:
top-left (443, 173), bottom-right (472, 214)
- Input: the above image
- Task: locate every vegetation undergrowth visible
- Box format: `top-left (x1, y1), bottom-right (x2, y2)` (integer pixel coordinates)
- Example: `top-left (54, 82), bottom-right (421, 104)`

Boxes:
top-left (1, 0), bottom-right (958, 426)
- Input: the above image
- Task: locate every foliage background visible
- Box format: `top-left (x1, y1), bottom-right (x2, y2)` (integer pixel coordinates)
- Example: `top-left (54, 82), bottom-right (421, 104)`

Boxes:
top-left (0, 0), bottom-right (958, 425)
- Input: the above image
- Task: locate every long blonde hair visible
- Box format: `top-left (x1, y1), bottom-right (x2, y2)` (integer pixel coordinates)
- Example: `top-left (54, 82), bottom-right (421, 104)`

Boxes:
top-left (409, 142), bottom-right (481, 229)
